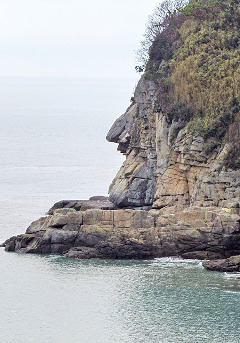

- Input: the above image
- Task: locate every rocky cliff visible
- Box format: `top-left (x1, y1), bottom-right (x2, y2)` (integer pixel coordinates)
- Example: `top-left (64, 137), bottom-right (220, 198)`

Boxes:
top-left (2, 75), bottom-right (240, 267)
top-left (107, 76), bottom-right (240, 211)
top-left (2, 0), bottom-right (240, 271)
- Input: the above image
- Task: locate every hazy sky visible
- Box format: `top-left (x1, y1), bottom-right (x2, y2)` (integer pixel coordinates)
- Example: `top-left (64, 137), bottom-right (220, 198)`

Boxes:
top-left (0, 0), bottom-right (160, 78)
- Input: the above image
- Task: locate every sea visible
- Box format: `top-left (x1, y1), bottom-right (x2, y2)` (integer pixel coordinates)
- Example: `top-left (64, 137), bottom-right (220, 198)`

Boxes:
top-left (0, 77), bottom-right (239, 343)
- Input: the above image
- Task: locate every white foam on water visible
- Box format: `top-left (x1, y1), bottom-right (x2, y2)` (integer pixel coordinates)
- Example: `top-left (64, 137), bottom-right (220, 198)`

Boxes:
top-left (224, 272), bottom-right (240, 279)
top-left (154, 257), bottom-right (203, 264)
top-left (223, 289), bottom-right (240, 295)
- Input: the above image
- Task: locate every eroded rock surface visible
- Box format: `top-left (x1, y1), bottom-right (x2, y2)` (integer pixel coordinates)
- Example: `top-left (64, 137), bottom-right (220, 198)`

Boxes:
top-left (47, 196), bottom-right (116, 215)
top-left (107, 79), bottom-right (158, 207)
top-left (203, 255), bottom-right (240, 272)
top-left (106, 77), bottom-right (240, 210)
top-left (3, 205), bottom-right (240, 260)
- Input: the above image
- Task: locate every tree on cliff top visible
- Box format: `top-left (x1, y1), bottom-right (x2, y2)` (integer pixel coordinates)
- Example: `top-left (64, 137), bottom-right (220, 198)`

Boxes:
top-left (136, 0), bottom-right (189, 65)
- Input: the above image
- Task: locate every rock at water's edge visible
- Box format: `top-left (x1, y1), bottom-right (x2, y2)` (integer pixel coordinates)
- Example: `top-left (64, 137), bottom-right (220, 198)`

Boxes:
top-left (2, 204), bottom-right (240, 263)
top-left (203, 255), bottom-right (240, 272)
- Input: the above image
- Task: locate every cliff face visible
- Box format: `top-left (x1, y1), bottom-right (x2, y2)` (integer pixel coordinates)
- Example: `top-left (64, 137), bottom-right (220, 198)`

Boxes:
top-left (107, 77), bottom-right (240, 210)
top-left (106, 78), bottom-right (158, 207)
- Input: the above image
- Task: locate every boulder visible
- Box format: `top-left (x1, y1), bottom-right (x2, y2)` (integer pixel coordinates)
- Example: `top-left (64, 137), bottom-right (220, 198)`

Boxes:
top-left (47, 197), bottom-right (116, 215)
top-left (203, 255), bottom-right (240, 272)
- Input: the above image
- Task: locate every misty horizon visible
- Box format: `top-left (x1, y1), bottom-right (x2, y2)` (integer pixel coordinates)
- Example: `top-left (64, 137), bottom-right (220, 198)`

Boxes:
top-left (0, 0), bottom-right (159, 78)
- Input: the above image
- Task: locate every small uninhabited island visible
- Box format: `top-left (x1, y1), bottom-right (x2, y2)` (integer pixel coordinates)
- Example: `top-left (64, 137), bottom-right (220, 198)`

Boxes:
top-left (1, 0), bottom-right (240, 272)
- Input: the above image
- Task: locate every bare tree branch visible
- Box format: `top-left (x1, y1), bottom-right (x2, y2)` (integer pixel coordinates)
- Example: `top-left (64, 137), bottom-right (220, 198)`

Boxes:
top-left (136, 0), bottom-right (189, 65)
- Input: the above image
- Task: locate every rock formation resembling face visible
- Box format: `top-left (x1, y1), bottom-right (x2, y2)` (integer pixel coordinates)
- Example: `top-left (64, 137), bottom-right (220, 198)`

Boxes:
top-left (106, 77), bottom-right (158, 208)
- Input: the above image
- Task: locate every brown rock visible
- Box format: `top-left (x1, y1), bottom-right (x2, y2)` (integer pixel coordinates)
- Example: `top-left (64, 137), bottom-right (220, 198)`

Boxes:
top-left (3, 206), bottom-right (240, 263)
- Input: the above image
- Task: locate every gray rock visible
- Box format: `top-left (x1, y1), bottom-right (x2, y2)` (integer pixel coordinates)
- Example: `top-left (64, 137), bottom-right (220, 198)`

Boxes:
top-left (47, 197), bottom-right (116, 215)
top-left (106, 107), bottom-right (132, 143)
top-left (203, 255), bottom-right (240, 272)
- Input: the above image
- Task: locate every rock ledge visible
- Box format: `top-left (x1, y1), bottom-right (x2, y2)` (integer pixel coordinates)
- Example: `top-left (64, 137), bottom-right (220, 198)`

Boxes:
top-left (2, 198), bottom-right (240, 265)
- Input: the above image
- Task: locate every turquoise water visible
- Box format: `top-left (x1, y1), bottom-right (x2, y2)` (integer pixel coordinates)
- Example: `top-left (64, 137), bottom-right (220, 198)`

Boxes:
top-left (1, 252), bottom-right (240, 343)
top-left (0, 77), bottom-right (240, 343)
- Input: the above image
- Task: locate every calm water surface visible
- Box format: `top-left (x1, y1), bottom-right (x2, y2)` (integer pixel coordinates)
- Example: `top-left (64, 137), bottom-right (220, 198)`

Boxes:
top-left (0, 77), bottom-right (240, 343)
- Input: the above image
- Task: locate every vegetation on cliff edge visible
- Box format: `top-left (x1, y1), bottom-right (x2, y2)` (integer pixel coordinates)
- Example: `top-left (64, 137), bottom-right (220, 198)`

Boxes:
top-left (139, 0), bottom-right (240, 168)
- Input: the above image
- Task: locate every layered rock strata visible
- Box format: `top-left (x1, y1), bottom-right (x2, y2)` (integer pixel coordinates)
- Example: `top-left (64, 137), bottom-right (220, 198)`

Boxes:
top-left (107, 77), bottom-right (240, 210)
top-left (106, 79), bottom-right (158, 207)
top-left (47, 196), bottom-right (116, 215)
top-left (2, 203), bottom-right (240, 261)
